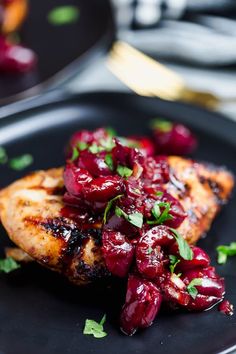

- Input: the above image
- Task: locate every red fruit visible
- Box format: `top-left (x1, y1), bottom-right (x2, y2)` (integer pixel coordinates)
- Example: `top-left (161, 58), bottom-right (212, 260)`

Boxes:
top-left (0, 36), bottom-right (37, 73)
top-left (70, 128), bottom-right (112, 148)
top-left (120, 275), bottom-right (162, 335)
top-left (84, 176), bottom-right (124, 202)
top-left (126, 136), bottom-right (155, 157)
top-left (218, 300), bottom-right (234, 316)
top-left (161, 192), bottom-right (187, 228)
top-left (152, 120), bottom-right (197, 155)
top-left (161, 273), bottom-right (190, 306)
top-left (182, 266), bottom-right (225, 311)
top-left (78, 150), bottom-right (112, 177)
top-left (102, 230), bottom-right (135, 277)
top-left (63, 164), bottom-right (92, 197)
top-left (143, 156), bottom-right (170, 184)
top-left (177, 246), bottom-right (210, 271)
top-left (136, 225), bottom-right (174, 279)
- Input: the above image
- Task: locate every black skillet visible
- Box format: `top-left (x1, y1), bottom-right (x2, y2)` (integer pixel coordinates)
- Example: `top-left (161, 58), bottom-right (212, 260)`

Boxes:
top-left (0, 92), bottom-right (235, 354)
top-left (0, 0), bottom-right (115, 105)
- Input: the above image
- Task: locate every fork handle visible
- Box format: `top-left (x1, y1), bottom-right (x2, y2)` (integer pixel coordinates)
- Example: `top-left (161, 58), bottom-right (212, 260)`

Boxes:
top-left (180, 88), bottom-right (220, 110)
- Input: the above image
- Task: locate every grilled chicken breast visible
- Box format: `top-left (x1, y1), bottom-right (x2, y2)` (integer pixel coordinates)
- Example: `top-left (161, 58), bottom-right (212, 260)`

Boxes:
top-left (0, 158), bottom-right (234, 285)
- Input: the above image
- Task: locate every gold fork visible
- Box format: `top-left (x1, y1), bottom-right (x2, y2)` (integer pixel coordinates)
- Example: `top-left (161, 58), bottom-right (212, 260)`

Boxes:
top-left (107, 41), bottom-right (222, 110)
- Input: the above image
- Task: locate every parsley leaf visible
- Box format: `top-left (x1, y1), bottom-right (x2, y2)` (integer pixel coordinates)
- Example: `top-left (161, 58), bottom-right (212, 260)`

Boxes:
top-left (104, 154), bottom-right (114, 171)
top-left (0, 147), bottom-right (8, 164)
top-left (116, 165), bottom-right (133, 178)
top-left (100, 137), bottom-right (115, 151)
top-left (89, 144), bottom-right (103, 154)
top-left (115, 207), bottom-right (143, 228)
top-left (105, 127), bottom-right (116, 137)
top-left (0, 257), bottom-right (20, 273)
top-left (77, 141), bottom-right (88, 151)
top-left (170, 228), bottom-right (193, 261)
top-left (155, 191), bottom-right (163, 197)
top-left (187, 278), bottom-right (202, 299)
top-left (83, 314), bottom-right (107, 338)
top-left (216, 242), bottom-right (236, 264)
top-left (71, 147), bottom-right (79, 161)
top-left (48, 6), bottom-right (79, 26)
top-left (128, 212), bottom-right (143, 228)
top-left (9, 154), bottom-right (33, 170)
top-left (103, 195), bottom-right (123, 224)
top-left (169, 255), bottom-right (180, 274)
top-left (147, 201), bottom-right (173, 225)
top-left (151, 119), bottom-right (173, 132)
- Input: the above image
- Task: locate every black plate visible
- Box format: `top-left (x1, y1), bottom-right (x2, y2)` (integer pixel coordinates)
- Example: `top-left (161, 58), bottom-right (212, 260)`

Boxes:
top-left (0, 0), bottom-right (114, 105)
top-left (0, 92), bottom-right (235, 354)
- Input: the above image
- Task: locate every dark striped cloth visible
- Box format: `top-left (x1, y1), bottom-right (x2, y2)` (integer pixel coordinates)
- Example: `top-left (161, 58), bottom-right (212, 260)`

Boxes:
top-left (112, 0), bottom-right (236, 66)
top-left (113, 0), bottom-right (236, 29)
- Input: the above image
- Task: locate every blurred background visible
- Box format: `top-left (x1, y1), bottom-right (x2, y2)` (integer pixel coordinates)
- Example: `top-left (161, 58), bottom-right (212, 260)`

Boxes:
top-left (69, 0), bottom-right (236, 120)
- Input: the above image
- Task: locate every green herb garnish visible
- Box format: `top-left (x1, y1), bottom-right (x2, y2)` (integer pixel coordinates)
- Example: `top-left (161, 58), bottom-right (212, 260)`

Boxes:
top-left (9, 154), bottom-right (33, 171)
top-left (0, 147), bottom-right (8, 164)
top-left (187, 278), bottom-right (202, 299)
top-left (0, 257), bottom-right (20, 273)
top-left (170, 228), bottom-right (193, 261)
top-left (48, 6), bottom-right (79, 26)
top-left (147, 246), bottom-right (153, 255)
top-left (155, 191), bottom-right (164, 197)
top-left (115, 207), bottom-right (143, 228)
top-left (169, 255), bottom-right (180, 274)
top-left (83, 314), bottom-right (107, 338)
top-left (151, 119), bottom-right (173, 132)
top-left (100, 137), bottom-right (115, 151)
top-left (105, 154), bottom-right (114, 171)
top-left (116, 165), bottom-right (133, 178)
top-left (89, 144), bottom-right (103, 154)
top-left (77, 141), bottom-right (88, 151)
top-left (147, 201), bottom-right (173, 225)
top-left (103, 195), bottom-right (123, 224)
top-left (105, 127), bottom-right (116, 137)
top-left (216, 242), bottom-right (236, 264)
top-left (71, 147), bottom-right (79, 161)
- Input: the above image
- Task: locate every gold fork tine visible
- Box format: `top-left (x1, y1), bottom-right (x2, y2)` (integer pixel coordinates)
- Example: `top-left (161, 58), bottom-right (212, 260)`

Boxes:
top-left (107, 41), bottom-right (220, 109)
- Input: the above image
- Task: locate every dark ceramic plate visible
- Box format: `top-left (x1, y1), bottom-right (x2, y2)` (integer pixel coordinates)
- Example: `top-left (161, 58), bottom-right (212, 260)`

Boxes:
top-left (0, 0), bottom-right (114, 104)
top-left (0, 92), bottom-right (235, 354)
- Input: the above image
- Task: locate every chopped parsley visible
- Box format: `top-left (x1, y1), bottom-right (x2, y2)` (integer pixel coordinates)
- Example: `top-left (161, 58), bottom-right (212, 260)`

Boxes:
top-left (147, 246), bottom-right (153, 255)
top-left (71, 147), bottom-right (79, 161)
top-left (170, 228), bottom-right (193, 261)
top-left (105, 127), bottom-right (116, 137)
top-left (169, 255), bottom-right (180, 274)
top-left (151, 119), bottom-right (173, 132)
top-left (83, 314), bottom-right (107, 338)
top-left (0, 257), bottom-right (20, 273)
top-left (9, 154), bottom-right (33, 170)
top-left (89, 143), bottom-right (103, 154)
top-left (216, 242), bottom-right (236, 264)
top-left (147, 201), bottom-right (173, 225)
top-left (104, 154), bottom-right (114, 171)
top-left (187, 278), bottom-right (202, 299)
top-left (103, 195), bottom-right (123, 224)
top-left (116, 165), bottom-right (133, 178)
top-left (100, 137), bottom-right (115, 151)
top-left (155, 191), bottom-right (163, 197)
top-left (77, 141), bottom-right (88, 151)
top-left (48, 6), bottom-right (79, 26)
top-left (115, 207), bottom-right (143, 228)
top-left (0, 147), bottom-right (8, 164)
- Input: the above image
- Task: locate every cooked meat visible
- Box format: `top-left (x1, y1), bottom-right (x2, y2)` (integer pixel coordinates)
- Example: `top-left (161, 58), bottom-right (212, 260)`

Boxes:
top-left (0, 159), bottom-right (234, 285)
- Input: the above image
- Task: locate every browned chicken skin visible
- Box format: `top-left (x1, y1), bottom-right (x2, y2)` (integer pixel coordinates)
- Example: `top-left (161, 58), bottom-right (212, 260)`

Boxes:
top-left (0, 157), bottom-right (234, 285)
